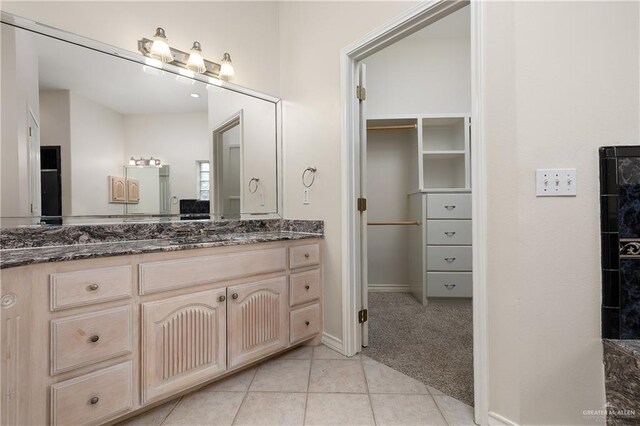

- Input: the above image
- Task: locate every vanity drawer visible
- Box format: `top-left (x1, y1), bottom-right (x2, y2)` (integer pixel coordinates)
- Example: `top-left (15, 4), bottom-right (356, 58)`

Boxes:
top-left (51, 305), bottom-right (133, 375)
top-left (427, 272), bottom-right (472, 297)
top-left (426, 194), bottom-right (471, 219)
top-left (140, 247), bottom-right (286, 294)
top-left (427, 220), bottom-right (472, 245)
top-left (426, 246), bottom-right (472, 271)
top-left (290, 303), bottom-right (321, 344)
top-left (289, 243), bottom-right (320, 269)
top-left (290, 269), bottom-right (321, 307)
top-left (50, 265), bottom-right (132, 311)
top-left (51, 361), bottom-right (133, 426)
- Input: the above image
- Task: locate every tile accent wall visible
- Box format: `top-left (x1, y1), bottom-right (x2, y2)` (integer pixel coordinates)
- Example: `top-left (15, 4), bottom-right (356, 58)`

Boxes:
top-left (600, 146), bottom-right (640, 339)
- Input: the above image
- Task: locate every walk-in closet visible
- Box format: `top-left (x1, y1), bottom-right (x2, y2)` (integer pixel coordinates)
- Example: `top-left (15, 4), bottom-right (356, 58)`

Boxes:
top-left (360, 5), bottom-right (474, 406)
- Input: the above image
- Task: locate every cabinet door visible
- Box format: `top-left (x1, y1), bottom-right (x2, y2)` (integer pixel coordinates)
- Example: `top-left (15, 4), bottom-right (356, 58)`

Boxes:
top-left (141, 288), bottom-right (227, 403)
top-left (227, 276), bottom-right (288, 369)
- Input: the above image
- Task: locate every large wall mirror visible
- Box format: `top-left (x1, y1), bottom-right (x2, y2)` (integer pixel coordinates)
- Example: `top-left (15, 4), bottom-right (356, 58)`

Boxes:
top-left (0, 13), bottom-right (282, 226)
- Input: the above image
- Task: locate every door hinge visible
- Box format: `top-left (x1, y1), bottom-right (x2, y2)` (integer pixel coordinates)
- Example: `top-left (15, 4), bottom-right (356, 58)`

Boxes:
top-left (356, 85), bottom-right (366, 101)
top-left (29, 127), bottom-right (32, 137)
top-left (30, 203), bottom-right (33, 213)
top-left (358, 309), bottom-right (368, 324)
top-left (357, 197), bottom-right (367, 212)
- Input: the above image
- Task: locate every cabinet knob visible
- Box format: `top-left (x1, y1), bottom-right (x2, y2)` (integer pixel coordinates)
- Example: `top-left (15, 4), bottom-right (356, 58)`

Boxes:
top-left (89, 335), bottom-right (100, 343)
top-left (444, 232), bottom-right (456, 237)
top-left (88, 284), bottom-right (99, 291)
top-left (444, 205), bottom-right (456, 210)
top-left (444, 257), bottom-right (456, 263)
top-left (218, 295), bottom-right (226, 302)
top-left (232, 293), bottom-right (239, 300)
top-left (444, 284), bottom-right (456, 289)
top-left (90, 396), bottom-right (99, 405)
top-left (304, 253), bottom-right (310, 259)
top-left (305, 321), bottom-right (310, 326)
top-left (305, 285), bottom-right (310, 290)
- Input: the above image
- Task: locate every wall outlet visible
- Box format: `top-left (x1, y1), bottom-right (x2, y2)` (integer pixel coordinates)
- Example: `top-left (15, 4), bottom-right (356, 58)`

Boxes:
top-left (536, 168), bottom-right (577, 196)
top-left (259, 192), bottom-right (265, 206)
top-left (303, 188), bottom-right (310, 205)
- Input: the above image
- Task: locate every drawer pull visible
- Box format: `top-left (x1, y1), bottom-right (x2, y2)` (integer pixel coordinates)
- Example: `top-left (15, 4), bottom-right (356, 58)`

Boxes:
top-left (218, 295), bottom-right (226, 302)
top-left (304, 253), bottom-right (310, 259)
top-left (89, 335), bottom-right (100, 343)
top-left (444, 284), bottom-right (456, 289)
top-left (444, 232), bottom-right (456, 237)
top-left (89, 396), bottom-right (100, 405)
top-left (87, 283), bottom-right (99, 291)
top-left (444, 205), bottom-right (456, 210)
top-left (305, 321), bottom-right (310, 326)
top-left (232, 293), bottom-right (239, 300)
top-left (444, 257), bottom-right (456, 263)
top-left (305, 285), bottom-right (310, 290)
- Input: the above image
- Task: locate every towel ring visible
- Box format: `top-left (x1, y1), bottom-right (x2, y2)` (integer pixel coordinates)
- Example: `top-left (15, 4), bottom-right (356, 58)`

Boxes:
top-left (248, 177), bottom-right (260, 193)
top-left (302, 167), bottom-right (317, 188)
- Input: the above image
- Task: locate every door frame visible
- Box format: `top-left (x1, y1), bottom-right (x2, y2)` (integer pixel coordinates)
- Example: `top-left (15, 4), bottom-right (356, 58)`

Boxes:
top-left (211, 110), bottom-right (244, 218)
top-left (339, 0), bottom-right (489, 424)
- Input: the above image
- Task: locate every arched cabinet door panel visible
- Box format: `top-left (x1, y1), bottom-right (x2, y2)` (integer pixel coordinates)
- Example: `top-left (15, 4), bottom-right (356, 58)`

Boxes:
top-left (141, 288), bottom-right (227, 403)
top-left (227, 276), bottom-right (288, 368)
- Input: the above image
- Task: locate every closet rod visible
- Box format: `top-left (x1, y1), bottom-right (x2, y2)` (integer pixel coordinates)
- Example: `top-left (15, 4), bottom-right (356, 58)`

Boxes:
top-left (367, 124), bottom-right (417, 131)
top-left (367, 221), bottom-right (420, 226)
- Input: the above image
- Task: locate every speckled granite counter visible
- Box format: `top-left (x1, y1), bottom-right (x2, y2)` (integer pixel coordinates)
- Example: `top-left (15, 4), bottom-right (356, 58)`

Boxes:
top-left (0, 219), bottom-right (323, 269)
top-left (603, 339), bottom-right (640, 425)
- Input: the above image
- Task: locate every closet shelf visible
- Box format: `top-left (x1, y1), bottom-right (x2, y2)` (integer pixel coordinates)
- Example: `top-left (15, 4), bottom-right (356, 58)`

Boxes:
top-left (422, 150), bottom-right (466, 156)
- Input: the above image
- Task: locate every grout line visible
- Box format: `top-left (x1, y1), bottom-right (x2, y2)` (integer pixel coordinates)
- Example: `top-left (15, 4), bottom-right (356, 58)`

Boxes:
top-left (303, 346), bottom-right (316, 425)
top-left (230, 364), bottom-right (259, 425)
top-left (432, 394), bottom-right (451, 426)
top-left (360, 351), bottom-right (379, 426)
top-left (158, 396), bottom-right (183, 426)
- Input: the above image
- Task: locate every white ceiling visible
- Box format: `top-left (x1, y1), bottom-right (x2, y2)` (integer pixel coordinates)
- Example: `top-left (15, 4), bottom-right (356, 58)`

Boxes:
top-left (406, 5), bottom-right (470, 40)
top-left (34, 30), bottom-right (208, 114)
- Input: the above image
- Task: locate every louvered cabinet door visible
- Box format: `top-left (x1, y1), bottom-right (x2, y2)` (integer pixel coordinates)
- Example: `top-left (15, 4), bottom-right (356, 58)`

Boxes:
top-left (227, 276), bottom-right (288, 369)
top-left (141, 288), bottom-right (227, 403)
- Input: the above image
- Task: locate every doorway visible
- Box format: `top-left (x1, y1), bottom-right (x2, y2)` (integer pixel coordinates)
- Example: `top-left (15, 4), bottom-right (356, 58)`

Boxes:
top-left (40, 146), bottom-right (62, 225)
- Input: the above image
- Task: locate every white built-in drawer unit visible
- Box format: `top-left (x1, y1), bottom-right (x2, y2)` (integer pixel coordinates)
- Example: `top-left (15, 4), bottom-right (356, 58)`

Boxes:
top-left (289, 243), bottom-right (320, 269)
top-left (49, 265), bottom-right (132, 311)
top-left (426, 220), bottom-right (472, 245)
top-left (426, 246), bottom-right (472, 271)
top-left (426, 272), bottom-right (472, 297)
top-left (139, 247), bottom-right (286, 294)
top-left (290, 303), bottom-right (321, 344)
top-left (290, 269), bottom-right (321, 307)
top-left (50, 305), bottom-right (133, 374)
top-left (50, 361), bottom-right (133, 426)
top-left (426, 193), bottom-right (471, 219)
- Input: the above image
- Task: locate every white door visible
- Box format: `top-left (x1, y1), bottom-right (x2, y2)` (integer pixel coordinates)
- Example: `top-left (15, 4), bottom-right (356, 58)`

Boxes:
top-left (357, 62), bottom-right (369, 348)
top-left (27, 111), bottom-right (41, 223)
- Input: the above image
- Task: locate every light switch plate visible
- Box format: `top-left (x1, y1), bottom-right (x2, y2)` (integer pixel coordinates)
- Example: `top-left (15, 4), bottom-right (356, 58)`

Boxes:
top-left (536, 168), bottom-right (577, 196)
top-left (303, 188), bottom-right (310, 205)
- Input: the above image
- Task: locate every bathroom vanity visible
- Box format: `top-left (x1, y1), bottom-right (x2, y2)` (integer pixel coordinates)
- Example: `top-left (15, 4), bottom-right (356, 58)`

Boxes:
top-left (0, 220), bottom-right (323, 425)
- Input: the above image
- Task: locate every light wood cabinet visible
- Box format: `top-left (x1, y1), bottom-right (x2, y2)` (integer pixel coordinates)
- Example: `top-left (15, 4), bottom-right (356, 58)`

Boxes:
top-left (109, 176), bottom-right (126, 203)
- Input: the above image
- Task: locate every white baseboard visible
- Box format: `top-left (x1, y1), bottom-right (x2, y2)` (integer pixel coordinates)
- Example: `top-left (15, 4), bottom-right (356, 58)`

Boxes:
top-left (368, 283), bottom-right (412, 293)
top-left (321, 332), bottom-right (343, 354)
top-left (488, 411), bottom-right (519, 426)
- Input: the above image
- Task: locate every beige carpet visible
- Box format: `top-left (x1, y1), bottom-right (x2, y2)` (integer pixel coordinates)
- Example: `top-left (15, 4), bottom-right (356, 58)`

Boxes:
top-left (362, 292), bottom-right (474, 406)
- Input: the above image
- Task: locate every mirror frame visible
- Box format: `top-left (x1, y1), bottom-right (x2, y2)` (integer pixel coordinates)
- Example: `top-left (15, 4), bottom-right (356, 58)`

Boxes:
top-left (0, 11), bottom-right (284, 222)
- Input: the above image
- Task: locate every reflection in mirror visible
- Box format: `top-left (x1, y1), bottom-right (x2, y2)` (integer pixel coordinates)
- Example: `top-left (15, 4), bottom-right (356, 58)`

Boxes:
top-left (0, 19), bottom-right (280, 226)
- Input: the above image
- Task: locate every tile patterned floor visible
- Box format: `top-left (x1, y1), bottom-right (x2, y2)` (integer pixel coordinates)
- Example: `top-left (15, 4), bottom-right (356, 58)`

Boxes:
top-left (119, 345), bottom-right (475, 426)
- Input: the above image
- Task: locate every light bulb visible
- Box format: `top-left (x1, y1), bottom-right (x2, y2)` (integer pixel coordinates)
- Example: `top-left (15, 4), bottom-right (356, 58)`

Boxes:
top-left (187, 41), bottom-right (206, 73)
top-left (219, 53), bottom-right (235, 78)
top-left (129, 157), bottom-right (136, 166)
top-left (150, 27), bottom-right (173, 63)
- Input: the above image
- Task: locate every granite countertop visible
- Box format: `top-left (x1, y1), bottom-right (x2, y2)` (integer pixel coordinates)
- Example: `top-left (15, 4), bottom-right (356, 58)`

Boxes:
top-left (0, 231), bottom-right (322, 269)
top-left (604, 339), bottom-right (640, 359)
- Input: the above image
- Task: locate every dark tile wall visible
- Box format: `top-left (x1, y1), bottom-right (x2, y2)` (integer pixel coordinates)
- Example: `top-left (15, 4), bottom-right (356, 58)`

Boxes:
top-left (600, 146), bottom-right (640, 339)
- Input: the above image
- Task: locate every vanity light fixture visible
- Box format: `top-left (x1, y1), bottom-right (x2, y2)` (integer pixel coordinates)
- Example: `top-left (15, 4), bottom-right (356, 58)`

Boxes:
top-left (129, 156), bottom-right (136, 166)
top-left (219, 53), bottom-right (235, 78)
top-left (129, 157), bottom-right (162, 167)
top-left (186, 42), bottom-right (206, 73)
top-left (150, 27), bottom-right (173, 63)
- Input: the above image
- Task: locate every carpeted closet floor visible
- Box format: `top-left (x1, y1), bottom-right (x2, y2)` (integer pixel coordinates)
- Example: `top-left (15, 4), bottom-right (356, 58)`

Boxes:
top-left (362, 292), bottom-right (474, 406)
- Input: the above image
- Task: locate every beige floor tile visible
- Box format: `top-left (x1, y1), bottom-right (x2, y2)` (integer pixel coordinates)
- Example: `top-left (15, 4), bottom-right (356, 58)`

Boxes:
top-left (312, 345), bottom-right (359, 360)
top-left (116, 398), bottom-right (180, 426)
top-left (205, 367), bottom-right (257, 392)
top-left (249, 359), bottom-right (310, 392)
top-left (233, 392), bottom-right (306, 426)
top-left (304, 393), bottom-right (375, 425)
top-left (434, 394), bottom-right (476, 426)
top-left (163, 391), bottom-right (245, 426)
top-left (370, 394), bottom-right (448, 426)
top-left (280, 345), bottom-right (314, 360)
top-left (363, 357), bottom-right (430, 394)
top-left (308, 360), bottom-right (367, 393)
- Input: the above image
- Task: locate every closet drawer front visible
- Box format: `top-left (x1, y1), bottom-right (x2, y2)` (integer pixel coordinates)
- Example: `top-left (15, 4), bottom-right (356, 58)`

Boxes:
top-left (290, 303), bottom-right (321, 344)
top-left (50, 265), bottom-right (132, 311)
top-left (427, 272), bottom-right (472, 298)
top-left (426, 246), bottom-right (472, 271)
top-left (290, 269), bottom-right (321, 307)
top-left (51, 305), bottom-right (133, 375)
top-left (289, 243), bottom-right (320, 270)
top-left (426, 194), bottom-right (471, 219)
top-left (51, 361), bottom-right (133, 426)
top-left (427, 220), bottom-right (472, 245)
top-left (140, 247), bottom-right (286, 294)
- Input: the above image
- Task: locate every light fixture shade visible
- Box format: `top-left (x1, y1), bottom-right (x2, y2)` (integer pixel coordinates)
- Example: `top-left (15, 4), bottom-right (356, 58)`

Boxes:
top-left (150, 27), bottom-right (173, 63)
top-left (187, 41), bottom-right (206, 73)
top-left (129, 156), bottom-right (136, 166)
top-left (219, 53), bottom-right (235, 78)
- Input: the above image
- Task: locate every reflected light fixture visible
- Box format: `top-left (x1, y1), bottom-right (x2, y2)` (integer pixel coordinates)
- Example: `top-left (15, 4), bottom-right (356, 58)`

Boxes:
top-left (129, 156), bottom-right (136, 166)
top-left (186, 41), bottom-right (206, 73)
top-left (150, 27), bottom-right (173, 63)
top-left (219, 53), bottom-right (235, 79)
top-left (129, 156), bottom-right (162, 167)
top-left (190, 93), bottom-right (200, 98)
